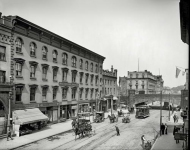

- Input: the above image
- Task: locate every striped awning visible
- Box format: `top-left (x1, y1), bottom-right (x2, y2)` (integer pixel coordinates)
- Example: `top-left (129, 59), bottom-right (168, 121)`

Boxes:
top-left (13, 108), bottom-right (48, 125)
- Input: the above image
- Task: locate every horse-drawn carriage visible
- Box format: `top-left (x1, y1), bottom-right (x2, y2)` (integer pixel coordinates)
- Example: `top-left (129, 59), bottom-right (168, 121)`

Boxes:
top-left (108, 114), bottom-right (117, 123)
top-left (72, 113), bottom-right (92, 140)
top-left (118, 109), bottom-right (124, 117)
top-left (122, 113), bottom-right (131, 123)
top-left (94, 111), bottom-right (105, 123)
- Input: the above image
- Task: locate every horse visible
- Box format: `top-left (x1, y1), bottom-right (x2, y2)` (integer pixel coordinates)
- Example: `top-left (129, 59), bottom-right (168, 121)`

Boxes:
top-left (108, 114), bottom-right (116, 123)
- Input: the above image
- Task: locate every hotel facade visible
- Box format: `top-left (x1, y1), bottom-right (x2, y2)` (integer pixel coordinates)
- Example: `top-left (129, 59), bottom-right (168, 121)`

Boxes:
top-left (119, 70), bottom-right (164, 96)
top-left (0, 13), bottom-right (105, 132)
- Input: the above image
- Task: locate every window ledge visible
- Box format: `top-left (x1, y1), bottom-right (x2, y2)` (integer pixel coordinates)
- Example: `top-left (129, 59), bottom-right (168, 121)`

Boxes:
top-left (30, 55), bottom-right (36, 58)
top-left (15, 101), bottom-right (23, 104)
top-left (80, 83), bottom-right (83, 85)
top-left (62, 63), bottom-right (68, 66)
top-left (30, 77), bottom-right (37, 80)
top-left (30, 101), bottom-right (36, 103)
top-left (80, 98), bottom-right (83, 100)
top-left (16, 51), bottom-right (23, 55)
top-left (53, 60), bottom-right (57, 63)
top-left (53, 99), bottom-right (57, 101)
top-left (42, 78), bottom-right (48, 81)
top-left (72, 66), bottom-right (76, 68)
top-left (42, 58), bottom-right (48, 61)
top-left (85, 99), bottom-right (88, 100)
top-left (86, 83), bottom-right (88, 85)
top-left (53, 80), bottom-right (58, 82)
top-left (72, 99), bottom-right (76, 101)
top-left (16, 75), bottom-right (23, 79)
top-left (62, 99), bottom-right (67, 101)
top-left (0, 59), bottom-right (6, 62)
top-left (91, 84), bottom-right (93, 86)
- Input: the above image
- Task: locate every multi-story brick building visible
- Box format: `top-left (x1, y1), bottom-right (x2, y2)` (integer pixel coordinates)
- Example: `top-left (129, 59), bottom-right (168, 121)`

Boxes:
top-left (119, 70), bottom-right (164, 96)
top-left (100, 66), bottom-right (118, 111)
top-left (0, 13), bottom-right (105, 130)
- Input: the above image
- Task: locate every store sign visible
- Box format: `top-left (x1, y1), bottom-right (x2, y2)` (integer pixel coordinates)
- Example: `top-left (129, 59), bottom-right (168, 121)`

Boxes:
top-left (59, 82), bottom-right (79, 87)
top-left (39, 102), bottom-right (57, 107)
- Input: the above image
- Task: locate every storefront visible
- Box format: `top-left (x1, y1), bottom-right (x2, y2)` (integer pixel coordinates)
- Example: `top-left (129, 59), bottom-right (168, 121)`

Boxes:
top-left (71, 105), bottom-right (77, 117)
top-left (12, 108), bottom-right (48, 137)
top-left (0, 100), bottom-right (7, 135)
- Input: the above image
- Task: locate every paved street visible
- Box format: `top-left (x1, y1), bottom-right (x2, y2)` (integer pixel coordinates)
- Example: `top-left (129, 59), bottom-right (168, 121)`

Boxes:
top-left (13, 110), bottom-right (170, 150)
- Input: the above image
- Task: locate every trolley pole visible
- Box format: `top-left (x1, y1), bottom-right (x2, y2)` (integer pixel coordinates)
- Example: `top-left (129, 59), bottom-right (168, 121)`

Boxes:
top-left (160, 90), bottom-right (163, 136)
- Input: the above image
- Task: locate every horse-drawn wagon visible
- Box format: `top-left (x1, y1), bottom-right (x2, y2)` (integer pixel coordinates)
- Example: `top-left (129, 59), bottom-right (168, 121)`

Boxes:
top-left (94, 111), bottom-right (105, 123)
top-left (118, 109), bottom-right (124, 117)
top-left (108, 114), bottom-right (117, 123)
top-left (72, 113), bottom-right (92, 140)
top-left (122, 113), bottom-right (131, 123)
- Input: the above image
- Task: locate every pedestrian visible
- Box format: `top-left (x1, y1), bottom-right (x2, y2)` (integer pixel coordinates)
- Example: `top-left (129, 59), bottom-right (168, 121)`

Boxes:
top-left (175, 115), bottom-right (178, 123)
top-left (173, 126), bottom-right (176, 136)
top-left (115, 126), bottom-right (120, 136)
top-left (173, 114), bottom-right (176, 123)
top-left (161, 123), bottom-right (165, 135)
top-left (165, 123), bottom-right (168, 134)
top-left (7, 128), bottom-right (13, 141)
top-left (141, 135), bottom-right (146, 148)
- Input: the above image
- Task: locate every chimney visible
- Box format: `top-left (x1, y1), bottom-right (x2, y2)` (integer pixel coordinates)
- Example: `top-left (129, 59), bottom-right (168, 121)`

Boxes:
top-left (114, 69), bottom-right (117, 77)
top-left (111, 65), bottom-right (113, 72)
top-left (0, 12), bottom-right (2, 18)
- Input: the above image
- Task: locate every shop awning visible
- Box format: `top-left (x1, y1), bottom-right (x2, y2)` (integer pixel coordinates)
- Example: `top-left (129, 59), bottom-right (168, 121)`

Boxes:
top-left (113, 96), bottom-right (118, 100)
top-left (13, 108), bottom-right (48, 125)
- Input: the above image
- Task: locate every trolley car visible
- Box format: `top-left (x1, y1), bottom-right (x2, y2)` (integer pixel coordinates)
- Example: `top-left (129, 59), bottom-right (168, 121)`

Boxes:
top-left (135, 105), bottom-right (150, 118)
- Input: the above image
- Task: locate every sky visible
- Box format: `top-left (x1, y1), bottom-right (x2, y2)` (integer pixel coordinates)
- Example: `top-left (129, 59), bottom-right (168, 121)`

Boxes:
top-left (0, 0), bottom-right (188, 87)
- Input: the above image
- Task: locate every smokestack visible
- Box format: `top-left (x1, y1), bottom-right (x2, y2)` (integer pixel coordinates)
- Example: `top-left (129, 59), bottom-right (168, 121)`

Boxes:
top-left (111, 65), bottom-right (113, 72)
top-left (0, 12), bottom-right (2, 18)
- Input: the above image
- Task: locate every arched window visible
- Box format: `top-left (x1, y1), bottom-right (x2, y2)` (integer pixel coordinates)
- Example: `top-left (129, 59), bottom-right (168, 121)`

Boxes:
top-left (62, 53), bottom-right (68, 65)
top-left (53, 50), bottom-right (58, 62)
top-left (90, 63), bottom-right (93, 72)
top-left (79, 59), bottom-right (83, 69)
top-left (42, 46), bottom-right (48, 60)
top-left (15, 38), bottom-right (23, 53)
top-left (95, 64), bottom-right (98, 73)
top-left (85, 61), bottom-right (88, 71)
top-left (72, 56), bottom-right (77, 67)
top-left (30, 42), bottom-right (37, 57)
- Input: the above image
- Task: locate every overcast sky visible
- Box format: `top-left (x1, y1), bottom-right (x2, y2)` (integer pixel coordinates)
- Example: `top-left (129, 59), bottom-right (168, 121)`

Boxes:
top-left (1, 0), bottom-right (188, 87)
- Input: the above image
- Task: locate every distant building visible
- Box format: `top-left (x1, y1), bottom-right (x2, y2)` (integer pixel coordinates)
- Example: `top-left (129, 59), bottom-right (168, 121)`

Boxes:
top-left (101, 66), bottom-right (118, 111)
top-left (119, 70), bottom-right (164, 96)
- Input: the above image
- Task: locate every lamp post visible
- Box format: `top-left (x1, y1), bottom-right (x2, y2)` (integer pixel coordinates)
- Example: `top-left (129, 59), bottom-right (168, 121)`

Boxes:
top-left (168, 92), bottom-right (170, 121)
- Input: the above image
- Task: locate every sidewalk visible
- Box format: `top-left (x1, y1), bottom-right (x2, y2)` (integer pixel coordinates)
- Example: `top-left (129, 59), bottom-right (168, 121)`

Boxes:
top-left (151, 111), bottom-right (184, 150)
top-left (0, 120), bottom-right (73, 150)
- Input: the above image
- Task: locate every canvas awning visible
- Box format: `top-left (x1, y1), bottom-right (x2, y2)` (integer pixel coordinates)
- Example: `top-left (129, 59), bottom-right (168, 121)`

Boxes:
top-left (113, 96), bottom-right (118, 100)
top-left (13, 108), bottom-right (48, 125)
top-left (71, 105), bottom-right (77, 109)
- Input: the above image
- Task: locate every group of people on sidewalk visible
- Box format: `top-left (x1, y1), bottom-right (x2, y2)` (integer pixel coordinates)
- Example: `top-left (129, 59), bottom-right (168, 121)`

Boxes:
top-left (160, 123), bottom-right (168, 135)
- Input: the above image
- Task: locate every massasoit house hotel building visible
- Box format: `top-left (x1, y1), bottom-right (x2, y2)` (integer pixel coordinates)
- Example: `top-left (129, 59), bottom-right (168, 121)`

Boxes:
top-left (0, 12), bottom-right (105, 134)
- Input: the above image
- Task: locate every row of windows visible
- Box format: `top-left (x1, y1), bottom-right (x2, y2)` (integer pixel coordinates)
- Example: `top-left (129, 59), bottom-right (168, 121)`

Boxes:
top-left (129, 80), bottom-right (145, 84)
top-left (130, 74), bottom-right (145, 78)
top-left (16, 86), bottom-right (101, 102)
top-left (104, 79), bottom-right (116, 86)
top-left (129, 85), bottom-right (145, 90)
top-left (104, 88), bottom-right (116, 95)
top-left (14, 38), bottom-right (102, 73)
top-left (15, 61), bottom-right (101, 85)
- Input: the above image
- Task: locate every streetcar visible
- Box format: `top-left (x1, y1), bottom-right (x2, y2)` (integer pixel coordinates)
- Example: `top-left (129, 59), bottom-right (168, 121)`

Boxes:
top-left (135, 105), bottom-right (150, 118)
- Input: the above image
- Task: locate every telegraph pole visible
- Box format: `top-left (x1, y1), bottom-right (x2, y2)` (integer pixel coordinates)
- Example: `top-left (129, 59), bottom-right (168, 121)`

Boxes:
top-left (160, 90), bottom-right (163, 136)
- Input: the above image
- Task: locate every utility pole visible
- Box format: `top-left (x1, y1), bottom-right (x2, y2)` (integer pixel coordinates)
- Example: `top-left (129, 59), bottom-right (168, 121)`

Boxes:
top-left (111, 95), bottom-right (113, 115)
top-left (168, 92), bottom-right (170, 121)
top-left (160, 90), bottom-right (163, 136)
